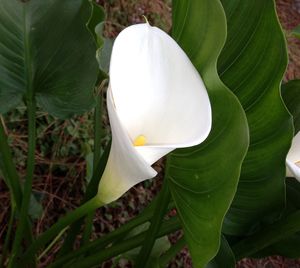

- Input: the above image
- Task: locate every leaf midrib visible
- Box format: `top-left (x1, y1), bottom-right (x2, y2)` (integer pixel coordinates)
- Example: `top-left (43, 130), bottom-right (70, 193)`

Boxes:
top-left (22, 3), bottom-right (33, 100)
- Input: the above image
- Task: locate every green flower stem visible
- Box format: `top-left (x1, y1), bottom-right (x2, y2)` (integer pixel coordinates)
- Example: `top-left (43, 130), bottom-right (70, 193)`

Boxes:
top-left (51, 199), bottom-right (157, 268)
top-left (9, 99), bottom-right (36, 268)
top-left (8, 10), bottom-right (37, 266)
top-left (23, 196), bottom-right (104, 265)
top-left (0, 203), bottom-right (16, 268)
top-left (82, 93), bottom-right (103, 244)
top-left (82, 213), bottom-right (94, 244)
top-left (135, 179), bottom-right (171, 267)
top-left (57, 140), bottom-right (111, 256)
top-left (159, 237), bottom-right (186, 267)
top-left (51, 198), bottom-right (176, 267)
top-left (68, 217), bottom-right (181, 268)
top-left (232, 210), bottom-right (300, 260)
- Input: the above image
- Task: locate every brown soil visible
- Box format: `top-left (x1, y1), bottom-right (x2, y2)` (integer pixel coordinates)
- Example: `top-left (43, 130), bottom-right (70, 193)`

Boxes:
top-left (277, 0), bottom-right (300, 81)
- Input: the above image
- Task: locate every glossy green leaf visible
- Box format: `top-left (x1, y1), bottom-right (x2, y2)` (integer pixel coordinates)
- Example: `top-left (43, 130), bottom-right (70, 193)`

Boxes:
top-left (251, 179), bottom-right (300, 259)
top-left (0, 0), bottom-right (98, 118)
top-left (87, 0), bottom-right (105, 43)
top-left (95, 23), bottom-right (114, 76)
top-left (167, 1), bottom-right (249, 267)
top-left (206, 235), bottom-right (235, 268)
top-left (252, 233), bottom-right (300, 259)
top-left (282, 80), bottom-right (300, 133)
top-left (230, 179), bottom-right (300, 259)
top-left (91, 1), bottom-right (113, 78)
top-left (218, 0), bottom-right (293, 235)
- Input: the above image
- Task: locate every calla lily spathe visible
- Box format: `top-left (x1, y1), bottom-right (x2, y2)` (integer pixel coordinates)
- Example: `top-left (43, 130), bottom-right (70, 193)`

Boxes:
top-left (97, 23), bottom-right (212, 204)
top-left (286, 131), bottom-right (300, 182)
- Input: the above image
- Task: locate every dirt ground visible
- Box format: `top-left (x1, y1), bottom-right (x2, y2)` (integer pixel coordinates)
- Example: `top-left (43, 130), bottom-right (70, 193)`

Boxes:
top-left (277, 0), bottom-right (300, 80)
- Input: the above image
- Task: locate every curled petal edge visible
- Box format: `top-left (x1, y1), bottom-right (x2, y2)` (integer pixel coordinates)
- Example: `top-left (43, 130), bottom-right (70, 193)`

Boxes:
top-left (97, 87), bottom-right (158, 204)
top-left (286, 131), bottom-right (300, 182)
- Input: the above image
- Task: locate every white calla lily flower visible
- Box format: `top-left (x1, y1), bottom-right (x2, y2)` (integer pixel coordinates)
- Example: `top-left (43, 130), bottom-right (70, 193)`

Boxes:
top-left (97, 23), bottom-right (212, 204)
top-left (286, 131), bottom-right (300, 182)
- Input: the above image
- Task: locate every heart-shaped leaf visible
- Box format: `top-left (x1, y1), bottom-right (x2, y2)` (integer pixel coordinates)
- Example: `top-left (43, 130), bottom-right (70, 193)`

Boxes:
top-left (167, 1), bottom-right (249, 267)
top-left (0, 0), bottom-right (98, 118)
top-left (218, 0), bottom-right (293, 235)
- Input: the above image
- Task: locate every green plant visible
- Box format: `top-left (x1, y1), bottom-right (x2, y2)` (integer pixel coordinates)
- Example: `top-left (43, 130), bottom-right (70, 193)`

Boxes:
top-left (0, 0), bottom-right (299, 268)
